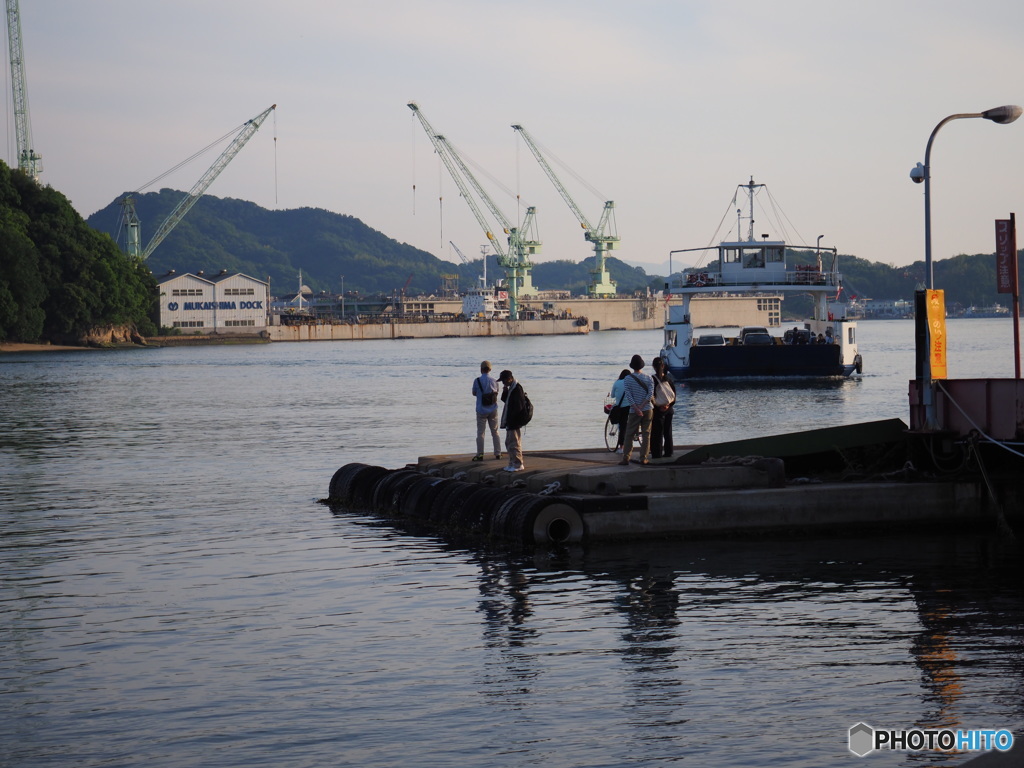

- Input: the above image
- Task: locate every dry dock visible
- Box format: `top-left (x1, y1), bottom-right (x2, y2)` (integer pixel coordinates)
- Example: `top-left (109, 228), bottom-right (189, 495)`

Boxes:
top-left (324, 420), bottom-right (1019, 547)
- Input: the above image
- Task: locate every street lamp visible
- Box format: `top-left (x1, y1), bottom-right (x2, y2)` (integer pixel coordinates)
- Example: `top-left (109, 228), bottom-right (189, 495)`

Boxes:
top-left (910, 104), bottom-right (1023, 429)
top-left (910, 104), bottom-right (1023, 288)
top-left (340, 274), bottom-right (345, 318)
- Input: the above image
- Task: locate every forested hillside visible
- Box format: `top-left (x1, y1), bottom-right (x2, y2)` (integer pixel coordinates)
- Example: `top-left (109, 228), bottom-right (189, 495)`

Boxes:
top-left (5, 170), bottom-right (1018, 348)
top-left (85, 190), bottom-right (661, 296)
top-left (0, 161), bottom-right (156, 344)
top-left (779, 249), bottom-right (1021, 318)
top-left (86, 188), bottom-right (1020, 311)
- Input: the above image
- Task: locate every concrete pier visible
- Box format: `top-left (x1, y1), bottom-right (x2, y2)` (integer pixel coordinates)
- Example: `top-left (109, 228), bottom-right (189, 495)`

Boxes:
top-left (269, 316), bottom-right (589, 342)
top-left (406, 448), bottom-right (995, 541)
top-left (324, 420), bottom-right (1017, 546)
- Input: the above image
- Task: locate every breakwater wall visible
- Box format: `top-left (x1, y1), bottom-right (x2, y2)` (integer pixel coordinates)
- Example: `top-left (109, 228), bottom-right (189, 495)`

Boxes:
top-left (269, 317), bottom-right (589, 342)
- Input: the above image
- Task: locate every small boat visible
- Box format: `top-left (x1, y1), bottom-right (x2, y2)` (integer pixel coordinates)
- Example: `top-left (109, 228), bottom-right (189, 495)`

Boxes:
top-left (659, 178), bottom-right (862, 379)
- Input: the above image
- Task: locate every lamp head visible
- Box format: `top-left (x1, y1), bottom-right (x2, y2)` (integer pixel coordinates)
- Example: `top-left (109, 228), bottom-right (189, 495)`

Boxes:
top-left (981, 105), bottom-right (1023, 124)
top-left (910, 162), bottom-right (925, 184)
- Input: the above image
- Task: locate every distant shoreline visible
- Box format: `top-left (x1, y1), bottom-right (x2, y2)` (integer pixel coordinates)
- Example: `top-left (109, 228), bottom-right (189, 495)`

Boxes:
top-left (1, 337), bottom-right (268, 353)
top-left (0, 342), bottom-right (93, 353)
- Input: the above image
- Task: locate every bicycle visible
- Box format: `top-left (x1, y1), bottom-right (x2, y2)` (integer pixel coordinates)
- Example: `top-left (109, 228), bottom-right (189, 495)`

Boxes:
top-left (603, 399), bottom-right (639, 452)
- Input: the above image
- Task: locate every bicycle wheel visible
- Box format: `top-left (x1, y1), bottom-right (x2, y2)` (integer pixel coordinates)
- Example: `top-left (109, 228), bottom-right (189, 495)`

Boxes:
top-left (604, 416), bottom-right (619, 452)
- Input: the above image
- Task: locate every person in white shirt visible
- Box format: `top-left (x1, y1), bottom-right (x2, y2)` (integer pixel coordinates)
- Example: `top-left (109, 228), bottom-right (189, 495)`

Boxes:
top-left (619, 354), bottom-right (654, 466)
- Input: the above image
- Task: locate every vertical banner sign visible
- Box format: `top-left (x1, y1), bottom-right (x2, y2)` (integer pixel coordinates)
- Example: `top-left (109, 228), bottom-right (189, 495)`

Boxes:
top-left (927, 289), bottom-right (947, 380)
top-left (995, 219), bottom-right (1018, 294)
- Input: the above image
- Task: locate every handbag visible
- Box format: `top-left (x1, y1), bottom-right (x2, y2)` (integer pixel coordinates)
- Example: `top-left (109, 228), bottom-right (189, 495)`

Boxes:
top-left (478, 375), bottom-right (497, 406)
top-left (653, 377), bottom-right (675, 410)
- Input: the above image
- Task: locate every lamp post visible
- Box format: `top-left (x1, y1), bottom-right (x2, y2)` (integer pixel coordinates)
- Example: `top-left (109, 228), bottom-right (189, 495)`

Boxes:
top-left (912, 105), bottom-right (1023, 288)
top-left (910, 104), bottom-right (1023, 429)
top-left (340, 274), bottom-right (345, 319)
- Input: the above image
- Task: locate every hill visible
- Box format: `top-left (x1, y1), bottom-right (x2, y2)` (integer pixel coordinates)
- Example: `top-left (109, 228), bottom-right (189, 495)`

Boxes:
top-left (0, 161), bottom-right (156, 344)
top-left (772, 248), bottom-right (1021, 319)
top-left (86, 190), bottom-right (660, 297)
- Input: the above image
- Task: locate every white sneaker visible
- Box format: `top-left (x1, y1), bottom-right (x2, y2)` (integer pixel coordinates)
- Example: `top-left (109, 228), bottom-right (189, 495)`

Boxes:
top-left (509, 466), bottom-right (525, 472)
top-left (615, 447), bottom-right (623, 454)
top-left (503, 465), bottom-right (515, 472)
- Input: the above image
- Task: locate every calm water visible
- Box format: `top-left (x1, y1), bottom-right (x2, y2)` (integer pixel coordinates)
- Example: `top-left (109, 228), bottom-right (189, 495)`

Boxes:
top-left (1, 319), bottom-right (1022, 767)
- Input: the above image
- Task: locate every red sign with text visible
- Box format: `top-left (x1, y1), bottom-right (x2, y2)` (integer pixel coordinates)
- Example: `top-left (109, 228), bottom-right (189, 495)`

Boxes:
top-left (995, 218), bottom-right (1018, 294)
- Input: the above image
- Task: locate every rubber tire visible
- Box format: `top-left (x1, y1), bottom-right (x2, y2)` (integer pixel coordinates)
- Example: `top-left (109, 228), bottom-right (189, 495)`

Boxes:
top-left (328, 462), bottom-right (370, 502)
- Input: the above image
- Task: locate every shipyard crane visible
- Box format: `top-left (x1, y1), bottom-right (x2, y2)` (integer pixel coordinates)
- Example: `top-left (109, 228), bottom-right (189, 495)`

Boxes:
top-left (450, 240), bottom-right (490, 290)
top-left (449, 240), bottom-right (470, 265)
top-left (5, 0), bottom-right (41, 179)
top-left (512, 124), bottom-right (619, 296)
top-left (121, 104), bottom-right (276, 260)
top-left (408, 102), bottom-right (539, 320)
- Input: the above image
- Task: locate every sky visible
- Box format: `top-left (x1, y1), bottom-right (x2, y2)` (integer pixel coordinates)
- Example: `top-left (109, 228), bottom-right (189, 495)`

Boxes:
top-left (5, 0), bottom-right (1024, 279)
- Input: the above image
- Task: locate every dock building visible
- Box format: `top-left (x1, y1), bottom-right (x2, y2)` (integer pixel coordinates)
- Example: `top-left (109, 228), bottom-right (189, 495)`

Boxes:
top-left (158, 271), bottom-right (269, 334)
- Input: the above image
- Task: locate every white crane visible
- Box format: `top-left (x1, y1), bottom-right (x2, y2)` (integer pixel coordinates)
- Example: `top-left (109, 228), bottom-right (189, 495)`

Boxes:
top-left (121, 104), bottom-right (276, 260)
top-left (512, 124), bottom-right (619, 296)
top-left (5, 0), bottom-right (41, 179)
top-left (409, 102), bottom-right (539, 320)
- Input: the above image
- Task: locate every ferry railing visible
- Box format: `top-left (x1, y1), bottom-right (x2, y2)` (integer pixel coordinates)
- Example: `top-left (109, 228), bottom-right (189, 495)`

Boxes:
top-left (670, 269), bottom-right (843, 291)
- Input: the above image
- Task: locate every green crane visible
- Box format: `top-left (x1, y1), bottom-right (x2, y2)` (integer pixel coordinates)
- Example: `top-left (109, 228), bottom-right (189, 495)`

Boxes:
top-left (512, 124), bottom-right (619, 296)
top-left (121, 104), bottom-right (276, 260)
top-left (409, 102), bottom-right (540, 320)
top-left (5, 0), bottom-right (42, 179)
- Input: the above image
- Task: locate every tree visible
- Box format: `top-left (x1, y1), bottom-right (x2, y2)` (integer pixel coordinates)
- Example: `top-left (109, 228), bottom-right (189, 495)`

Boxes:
top-left (0, 160), bottom-right (158, 344)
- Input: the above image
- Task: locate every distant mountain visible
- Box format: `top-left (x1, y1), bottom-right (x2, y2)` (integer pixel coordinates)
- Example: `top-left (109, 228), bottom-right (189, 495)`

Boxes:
top-left (86, 190), bottom-right (661, 297)
top-left (84, 189), bottom-right (1020, 311)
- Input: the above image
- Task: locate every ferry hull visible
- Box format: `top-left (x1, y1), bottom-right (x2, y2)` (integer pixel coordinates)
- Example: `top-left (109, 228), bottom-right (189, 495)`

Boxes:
top-left (669, 344), bottom-right (858, 380)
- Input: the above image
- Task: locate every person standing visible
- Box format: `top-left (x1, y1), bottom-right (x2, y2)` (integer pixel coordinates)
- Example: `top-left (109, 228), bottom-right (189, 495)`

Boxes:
top-left (498, 369), bottom-right (528, 472)
top-left (619, 354), bottom-right (654, 466)
top-left (650, 357), bottom-right (677, 459)
top-left (472, 361), bottom-right (502, 461)
top-left (609, 369), bottom-right (630, 453)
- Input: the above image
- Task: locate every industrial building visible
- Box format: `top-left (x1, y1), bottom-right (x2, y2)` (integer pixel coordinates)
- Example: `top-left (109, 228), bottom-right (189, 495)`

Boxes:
top-left (158, 271), bottom-right (269, 334)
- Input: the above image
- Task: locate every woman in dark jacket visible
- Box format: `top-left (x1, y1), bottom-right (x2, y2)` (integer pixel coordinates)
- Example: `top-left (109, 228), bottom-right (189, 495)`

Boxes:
top-left (650, 357), bottom-right (676, 459)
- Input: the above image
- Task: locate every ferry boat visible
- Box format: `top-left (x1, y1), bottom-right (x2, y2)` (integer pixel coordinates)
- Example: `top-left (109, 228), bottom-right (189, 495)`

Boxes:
top-left (659, 179), bottom-right (862, 379)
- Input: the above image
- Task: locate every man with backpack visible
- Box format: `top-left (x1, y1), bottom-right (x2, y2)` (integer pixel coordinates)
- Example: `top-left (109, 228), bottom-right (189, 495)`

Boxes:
top-left (471, 361), bottom-right (502, 461)
top-left (497, 369), bottom-right (531, 472)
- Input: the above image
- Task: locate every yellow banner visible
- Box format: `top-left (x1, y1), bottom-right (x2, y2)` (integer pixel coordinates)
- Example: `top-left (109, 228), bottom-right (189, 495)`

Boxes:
top-left (926, 289), bottom-right (947, 379)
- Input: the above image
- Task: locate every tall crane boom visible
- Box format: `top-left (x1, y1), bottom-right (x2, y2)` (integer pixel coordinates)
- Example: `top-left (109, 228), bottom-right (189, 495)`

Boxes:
top-left (435, 133), bottom-right (542, 287)
top-left (408, 102), bottom-right (539, 320)
top-left (408, 103), bottom-right (507, 259)
top-left (123, 104), bottom-right (276, 260)
top-left (5, 0), bottom-right (41, 179)
top-left (512, 124), bottom-right (619, 296)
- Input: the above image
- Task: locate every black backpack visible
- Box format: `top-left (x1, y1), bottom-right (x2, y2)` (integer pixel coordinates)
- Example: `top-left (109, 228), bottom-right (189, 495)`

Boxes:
top-left (520, 390), bottom-right (534, 425)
